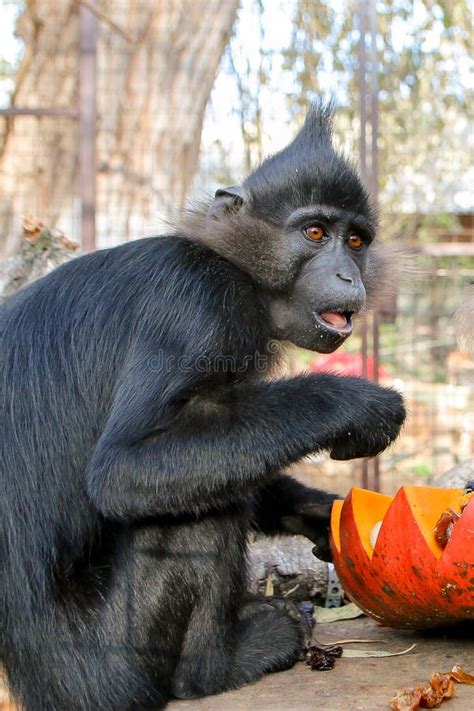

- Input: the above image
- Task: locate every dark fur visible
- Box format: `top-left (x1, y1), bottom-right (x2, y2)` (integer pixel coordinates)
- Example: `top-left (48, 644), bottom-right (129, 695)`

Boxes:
top-left (0, 104), bottom-right (405, 710)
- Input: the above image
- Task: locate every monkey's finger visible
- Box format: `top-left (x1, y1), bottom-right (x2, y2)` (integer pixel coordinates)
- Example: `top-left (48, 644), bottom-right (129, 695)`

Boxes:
top-left (311, 542), bottom-right (333, 563)
top-left (329, 445), bottom-right (379, 461)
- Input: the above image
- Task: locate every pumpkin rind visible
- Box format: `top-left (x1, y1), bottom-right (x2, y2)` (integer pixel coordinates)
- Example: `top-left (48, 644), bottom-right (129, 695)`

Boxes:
top-left (330, 486), bottom-right (474, 629)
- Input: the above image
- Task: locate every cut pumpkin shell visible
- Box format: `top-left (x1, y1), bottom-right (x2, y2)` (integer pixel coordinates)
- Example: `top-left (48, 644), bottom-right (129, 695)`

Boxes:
top-left (330, 486), bottom-right (474, 629)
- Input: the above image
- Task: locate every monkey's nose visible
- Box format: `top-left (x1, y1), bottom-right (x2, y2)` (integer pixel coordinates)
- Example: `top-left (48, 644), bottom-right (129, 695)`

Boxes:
top-left (336, 272), bottom-right (354, 284)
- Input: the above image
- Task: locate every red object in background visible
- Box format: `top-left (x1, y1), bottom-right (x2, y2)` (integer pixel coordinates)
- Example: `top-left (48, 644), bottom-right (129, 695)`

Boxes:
top-left (310, 351), bottom-right (390, 379)
top-left (330, 487), bottom-right (474, 629)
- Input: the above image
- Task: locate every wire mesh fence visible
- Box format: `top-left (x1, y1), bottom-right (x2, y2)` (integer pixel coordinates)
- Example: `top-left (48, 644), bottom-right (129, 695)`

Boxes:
top-left (0, 0), bottom-right (472, 495)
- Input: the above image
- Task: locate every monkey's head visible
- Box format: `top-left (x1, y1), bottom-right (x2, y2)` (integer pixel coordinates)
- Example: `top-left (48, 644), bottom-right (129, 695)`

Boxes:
top-left (188, 102), bottom-right (382, 354)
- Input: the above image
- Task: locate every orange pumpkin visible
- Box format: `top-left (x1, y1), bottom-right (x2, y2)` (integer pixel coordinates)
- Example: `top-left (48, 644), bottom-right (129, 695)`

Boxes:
top-left (330, 486), bottom-right (474, 629)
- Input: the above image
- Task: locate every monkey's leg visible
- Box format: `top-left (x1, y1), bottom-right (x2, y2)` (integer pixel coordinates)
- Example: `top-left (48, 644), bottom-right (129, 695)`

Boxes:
top-left (6, 601), bottom-right (171, 711)
top-left (171, 596), bottom-right (306, 699)
top-left (6, 523), bottom-right (190, 711)
top-left (170, 513), bottom-right (306, 700)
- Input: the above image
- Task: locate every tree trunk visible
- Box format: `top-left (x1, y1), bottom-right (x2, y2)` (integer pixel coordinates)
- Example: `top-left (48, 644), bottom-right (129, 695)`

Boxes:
top-left (0, 0), bottom-right (239, 257)
top-left (0, 0), bottom-right (79, 258)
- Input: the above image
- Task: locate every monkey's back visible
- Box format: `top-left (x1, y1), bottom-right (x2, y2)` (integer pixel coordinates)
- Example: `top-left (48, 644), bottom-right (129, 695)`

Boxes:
top-left (0, 235), bottom-right (263, 610)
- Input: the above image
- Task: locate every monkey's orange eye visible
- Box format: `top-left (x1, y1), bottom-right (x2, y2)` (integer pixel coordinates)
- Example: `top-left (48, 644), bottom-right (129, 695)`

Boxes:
top-left (305, 225), bottom-right (325, 240)
top-left (348, 234), bottom-right (363, 249)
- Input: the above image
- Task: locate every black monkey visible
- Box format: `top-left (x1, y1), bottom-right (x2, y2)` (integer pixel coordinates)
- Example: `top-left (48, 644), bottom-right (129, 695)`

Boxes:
top-left (0, 104), bottom-right (405, 710)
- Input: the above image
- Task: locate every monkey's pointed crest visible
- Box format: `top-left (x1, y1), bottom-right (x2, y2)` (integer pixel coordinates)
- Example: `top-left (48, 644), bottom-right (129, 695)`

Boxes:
top-left (244, 101), bottom-right (335, 189)
top-left (243, 100), bottom-right (372, 226)
top-left (293, 99), bottom-right (335, 145)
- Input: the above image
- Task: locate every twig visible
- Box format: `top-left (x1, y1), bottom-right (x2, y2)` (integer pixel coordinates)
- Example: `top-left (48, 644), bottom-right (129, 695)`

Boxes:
top-left (315, 638), bottom-right (387, 646)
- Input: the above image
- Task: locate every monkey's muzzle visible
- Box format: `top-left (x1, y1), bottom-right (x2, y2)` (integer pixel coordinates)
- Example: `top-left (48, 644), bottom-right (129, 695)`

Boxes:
top-left (310, 310), bottom-right (355, 353)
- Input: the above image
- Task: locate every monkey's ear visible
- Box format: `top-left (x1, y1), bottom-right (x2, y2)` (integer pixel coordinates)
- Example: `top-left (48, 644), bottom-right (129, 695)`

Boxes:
top-left (208, 185), bottom-right (245, 219)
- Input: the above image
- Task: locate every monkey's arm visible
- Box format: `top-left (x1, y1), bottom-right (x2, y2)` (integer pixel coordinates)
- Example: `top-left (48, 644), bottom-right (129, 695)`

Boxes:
top-left (86, 354), bottom-right (404, 520)
top-left (250, 474), bottom-right (340, 562)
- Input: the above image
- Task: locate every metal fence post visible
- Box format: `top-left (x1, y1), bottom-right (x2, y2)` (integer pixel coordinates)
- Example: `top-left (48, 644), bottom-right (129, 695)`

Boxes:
top-left (359, 0), bottom-right (381, 491)
top-left (79, 0), bottom-right (99, 251)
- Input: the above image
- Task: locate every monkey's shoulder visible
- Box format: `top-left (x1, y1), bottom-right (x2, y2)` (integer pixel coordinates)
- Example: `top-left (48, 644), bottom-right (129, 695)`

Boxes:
top-left (0, 235), bottom-right (270, 358)
top-left (1, 233), bottom-right (256, 310)
top-left (129, 234), bottom-right (266, 315)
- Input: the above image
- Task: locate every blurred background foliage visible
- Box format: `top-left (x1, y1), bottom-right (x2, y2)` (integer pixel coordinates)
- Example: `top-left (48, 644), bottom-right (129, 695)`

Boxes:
top-left (199, 0), bottom-right (472, 231)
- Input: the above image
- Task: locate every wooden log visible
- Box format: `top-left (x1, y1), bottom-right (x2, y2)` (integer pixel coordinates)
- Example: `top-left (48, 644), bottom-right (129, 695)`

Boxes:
top-left (0, 676), bottom-right (18, 711)
top-left (247, 534), bottom-right (329, 602)
top-left (0, 220), bottom-right (78, 301)
top-left (434, 458), bottom-right (474, 489)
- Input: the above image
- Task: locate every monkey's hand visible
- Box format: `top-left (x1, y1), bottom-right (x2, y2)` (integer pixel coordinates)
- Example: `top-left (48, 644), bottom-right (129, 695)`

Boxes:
top-left (280, 490), bottom-right (341, 562)
top-left (328, 379), bottom-right (406, 461)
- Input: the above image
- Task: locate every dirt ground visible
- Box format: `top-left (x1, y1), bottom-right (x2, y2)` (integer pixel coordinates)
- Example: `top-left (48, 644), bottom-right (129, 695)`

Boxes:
top-left (1, 617), bottom-right (472, 710)
top-left (170, 616), bottom-right (474, 711)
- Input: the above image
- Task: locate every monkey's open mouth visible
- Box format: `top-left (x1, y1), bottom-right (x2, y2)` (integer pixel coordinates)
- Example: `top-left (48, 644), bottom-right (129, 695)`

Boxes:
top-left (314, 311), bottom-right (354, 336)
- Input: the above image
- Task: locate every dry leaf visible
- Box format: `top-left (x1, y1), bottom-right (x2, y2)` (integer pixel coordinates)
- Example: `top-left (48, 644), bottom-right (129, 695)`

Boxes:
top-left (22, 215), bottom-right (44, 242)
top-left (343, 643), bottom-right (416, 659)
top-left (390, 665), bottom-right (474, 710)
top-left (390, 673), bottom-right (454, 710)
top-left (58, 235), bottom-right (79, 252)
top-left (313, 602), bottom-right (364, 623)
top-left (449, 665), bottom-right (474, 684)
